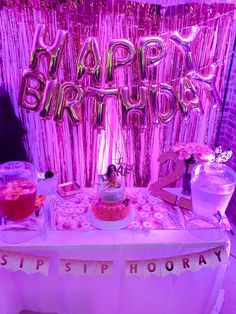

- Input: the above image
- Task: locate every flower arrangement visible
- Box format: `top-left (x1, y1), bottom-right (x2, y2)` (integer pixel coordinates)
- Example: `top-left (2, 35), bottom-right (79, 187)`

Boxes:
top-left (173, 142), bottom-right (215, 162)
top-left (214, 146), bottom-right (232, 163)
top-left (172, 143), bottom-right (233, 196)
top-left (173, 142), bottom-right (215, 196)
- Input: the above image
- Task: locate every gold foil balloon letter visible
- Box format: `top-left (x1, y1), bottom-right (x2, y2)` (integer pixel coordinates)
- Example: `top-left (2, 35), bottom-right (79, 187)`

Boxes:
top-left (55, 82), bottom-right (84, 124)
top-left (18, 69), bottom-right (45, 111)
top-left (76, 37), bottom-right (102, 87)
top-left (106, 39), bottom-right (136, 84)
top-left (30, 24), bottom-right (67, 78)
top-left (138, 37), bottom-right (167, 82)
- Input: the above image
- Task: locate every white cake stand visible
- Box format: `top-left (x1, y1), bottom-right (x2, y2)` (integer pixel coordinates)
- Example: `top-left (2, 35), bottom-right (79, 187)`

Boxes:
top-left (87, 208), bottom-right (135, 231)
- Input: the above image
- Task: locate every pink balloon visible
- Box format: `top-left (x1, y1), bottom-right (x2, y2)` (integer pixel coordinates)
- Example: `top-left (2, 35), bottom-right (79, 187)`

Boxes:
top-left (87, 86), bottom-right (118, 129)
top-left (138, 36), bottom-right (167, 82)
top-left (170, 26), bottom-right (200, 72)
top-left (120, 86), bottom-right (148, 129)
top-left (54, 82), bottom-right (84, 124)
top-left (106, 39), bottom-right (136, 84)
top-left (30, 24), bottom-right (67, 79)
top-left (188, 64), bottom-right (222, 109)
top-left (40, 79), bottom-right (58, 119)
top-left (76, 37), bottom-right (102, 87)
top-left (18, 69), bottom-right (45, 111)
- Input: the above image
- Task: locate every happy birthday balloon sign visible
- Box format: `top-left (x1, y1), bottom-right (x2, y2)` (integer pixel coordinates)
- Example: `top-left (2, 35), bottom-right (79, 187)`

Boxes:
top-left (19, 23), bottom-right (221, 129)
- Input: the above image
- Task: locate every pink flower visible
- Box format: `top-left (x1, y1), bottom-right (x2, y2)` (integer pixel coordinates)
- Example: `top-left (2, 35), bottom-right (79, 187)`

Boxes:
top-left (173, 142), bottom-right (215, 161)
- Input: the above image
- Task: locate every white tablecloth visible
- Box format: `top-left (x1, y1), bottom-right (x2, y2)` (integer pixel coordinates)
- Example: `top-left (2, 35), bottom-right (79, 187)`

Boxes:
top-left (0, 228), bottom-right (229, 314)
top-left (0, 186), bottom-right (230, 314)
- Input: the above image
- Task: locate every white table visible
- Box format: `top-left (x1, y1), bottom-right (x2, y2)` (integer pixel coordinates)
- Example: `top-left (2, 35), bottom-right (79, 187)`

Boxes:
top-left (0, 186), bottom-right (230, 314)
top-left (0, 228), bottom-right (229, 314)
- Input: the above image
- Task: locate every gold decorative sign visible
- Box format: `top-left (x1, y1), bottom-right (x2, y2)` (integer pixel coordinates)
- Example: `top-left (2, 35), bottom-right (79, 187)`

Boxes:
top-left (149, 151), bottom-right (193, 210)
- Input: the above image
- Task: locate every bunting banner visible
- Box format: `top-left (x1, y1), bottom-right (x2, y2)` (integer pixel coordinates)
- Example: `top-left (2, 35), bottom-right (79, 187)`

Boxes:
top-left (125, 245), bottom-right (229, 277)
top-left (0, 244), bottom-right (229, 277)
top-left (59, 259), bottom-right (113, 276)
top-left (0, 249), bottom-right (50, 276)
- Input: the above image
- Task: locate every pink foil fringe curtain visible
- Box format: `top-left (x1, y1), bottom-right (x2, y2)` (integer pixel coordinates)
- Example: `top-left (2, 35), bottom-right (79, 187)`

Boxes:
top-left (0, 1), bottom-right (235, 187)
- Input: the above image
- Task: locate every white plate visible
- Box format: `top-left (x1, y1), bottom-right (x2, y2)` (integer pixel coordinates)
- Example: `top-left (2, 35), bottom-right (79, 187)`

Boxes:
top-left (87, 208), bottom-right (135, 231)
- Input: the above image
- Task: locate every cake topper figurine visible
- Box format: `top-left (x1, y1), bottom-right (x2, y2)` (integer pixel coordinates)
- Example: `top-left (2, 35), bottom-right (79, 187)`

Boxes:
top-left (105, 164), bottom-right (121, 188)
top-left (93, 164), bottom-right (130, 226)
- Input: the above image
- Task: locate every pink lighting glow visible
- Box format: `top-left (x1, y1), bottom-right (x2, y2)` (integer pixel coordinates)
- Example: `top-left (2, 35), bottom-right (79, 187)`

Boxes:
top-left (0, 1), bottom-right (235, 188)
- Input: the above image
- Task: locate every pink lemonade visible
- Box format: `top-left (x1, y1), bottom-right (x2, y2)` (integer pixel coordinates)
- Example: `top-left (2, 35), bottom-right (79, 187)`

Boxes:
top-left (0, 179), bottom-right (36, 221)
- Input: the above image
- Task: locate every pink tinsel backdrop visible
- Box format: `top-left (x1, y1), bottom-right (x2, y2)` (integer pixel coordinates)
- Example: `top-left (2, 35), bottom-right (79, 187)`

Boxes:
top-left (0, 1), bottom-right (235, 186)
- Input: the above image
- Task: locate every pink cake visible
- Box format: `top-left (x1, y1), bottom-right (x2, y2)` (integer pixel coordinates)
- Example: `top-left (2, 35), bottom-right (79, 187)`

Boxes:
top-left (92, 198), bottom-right (130, 221)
